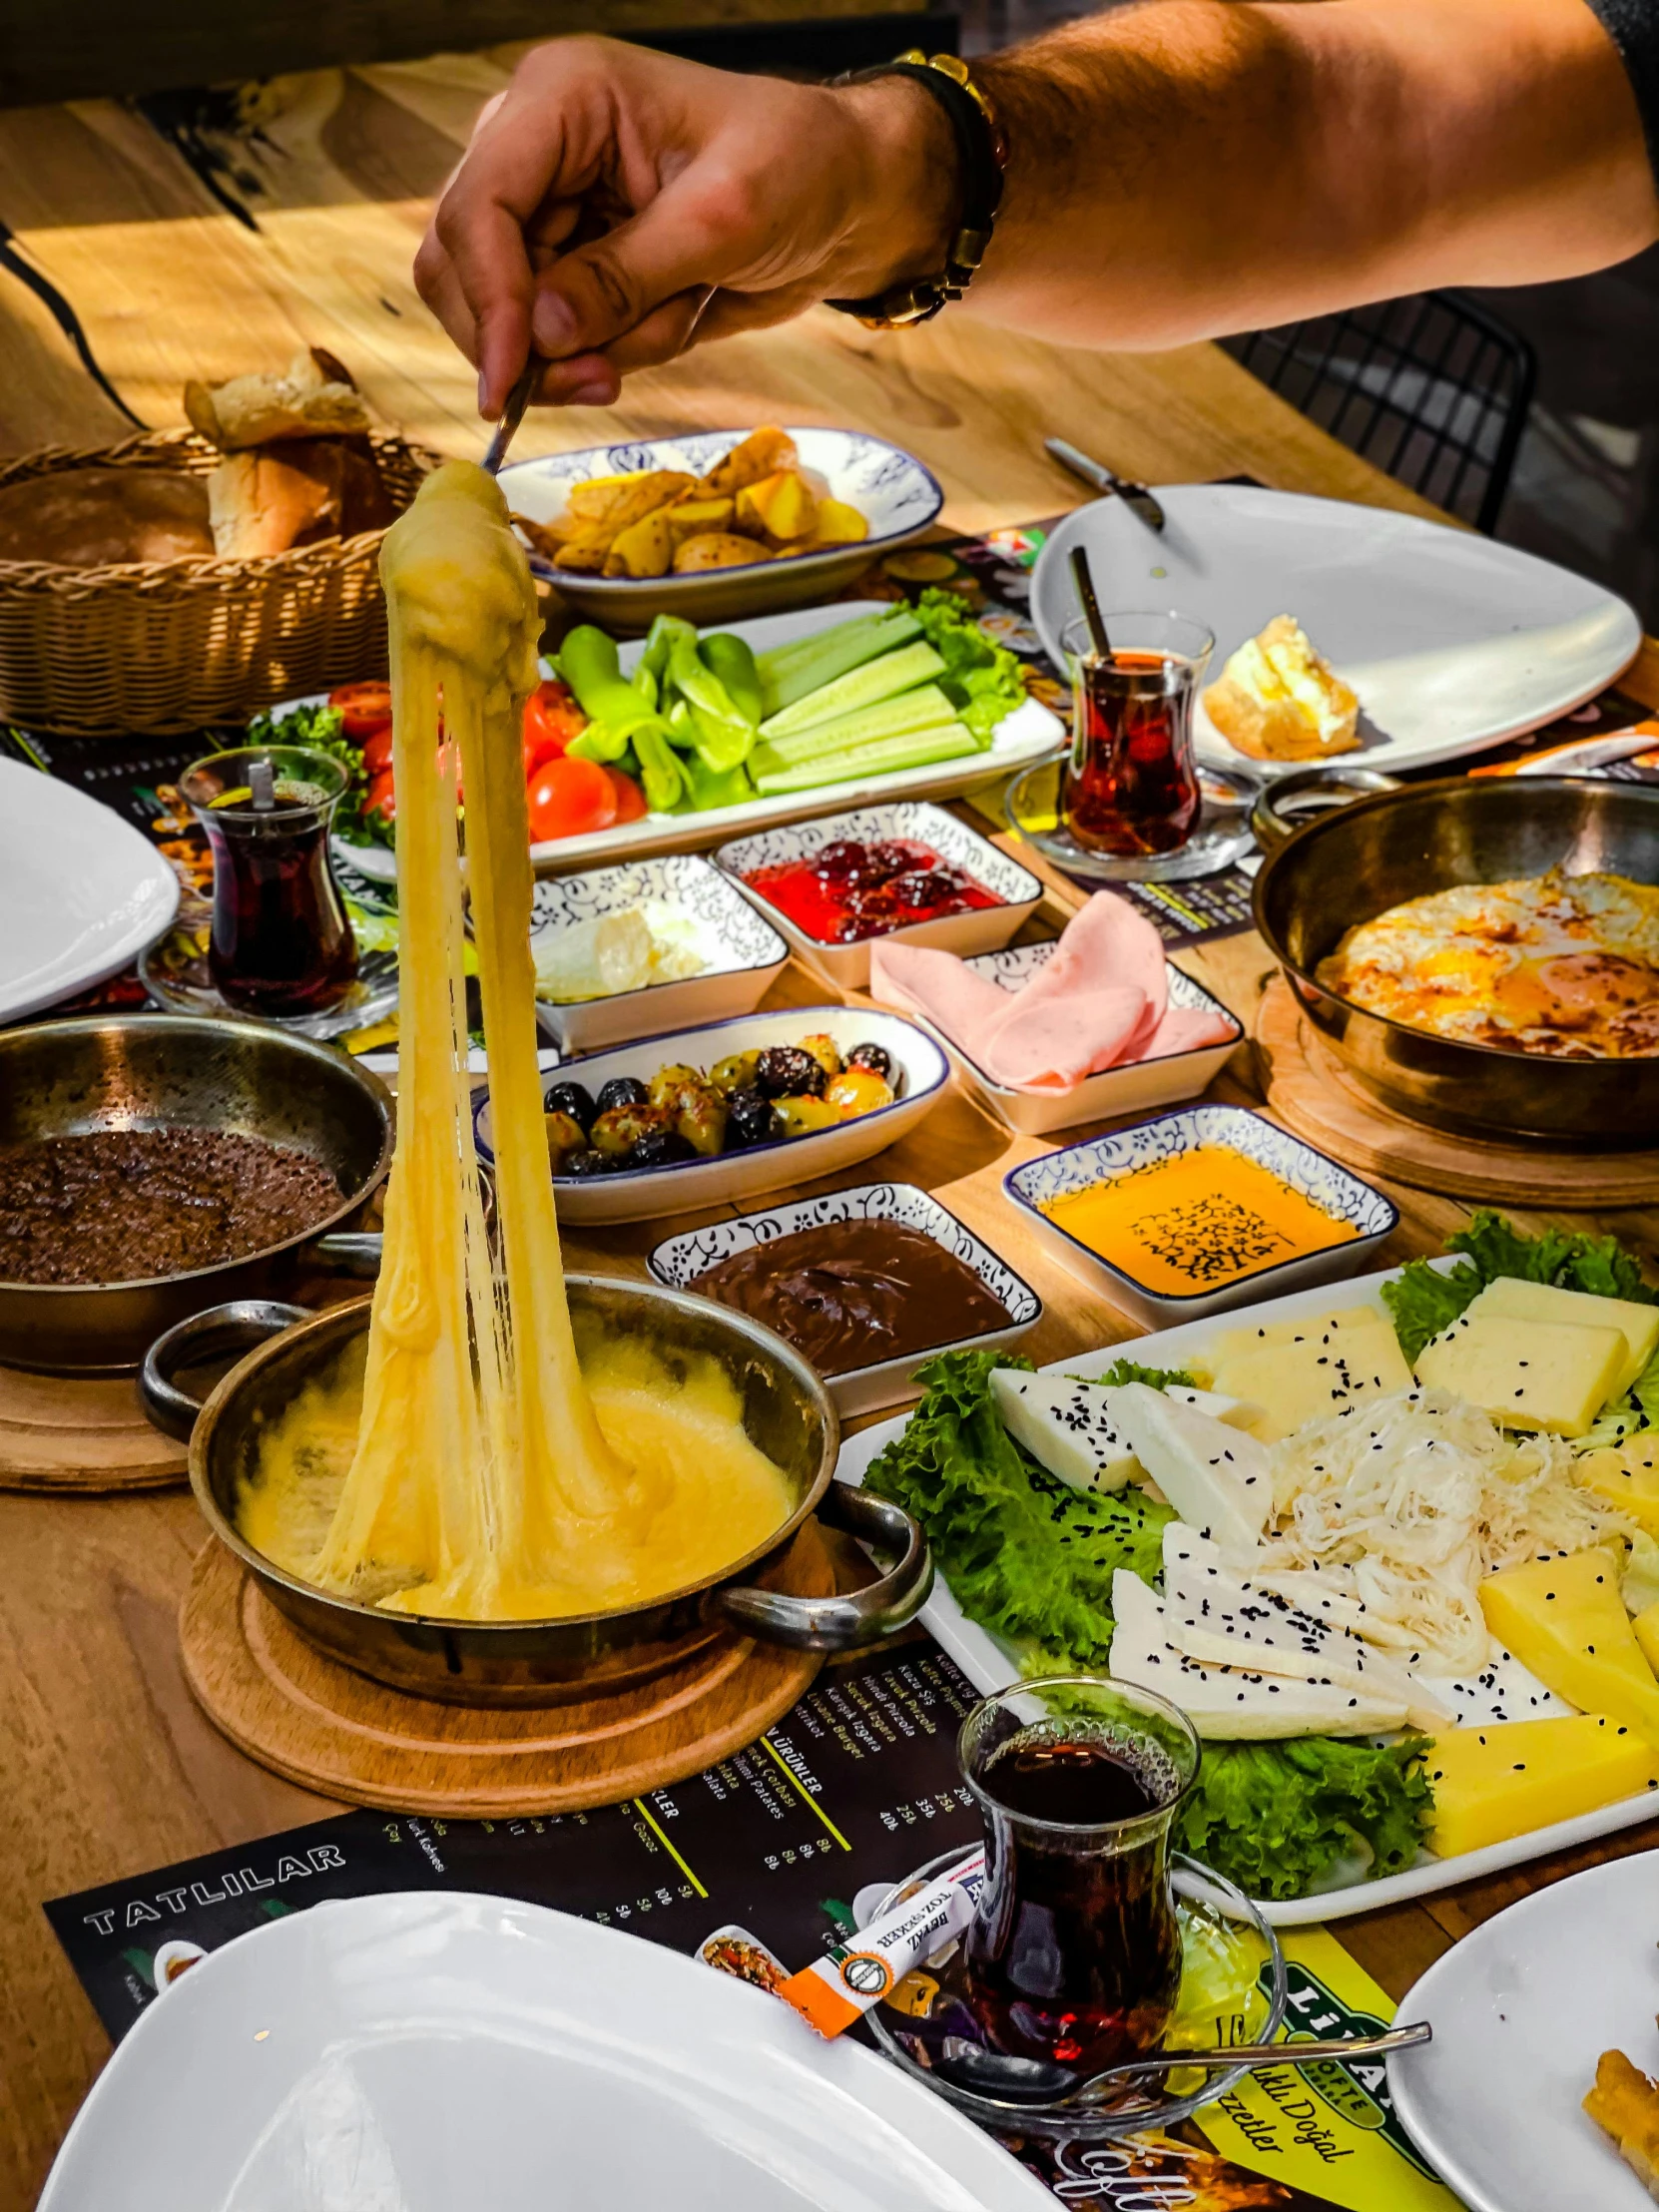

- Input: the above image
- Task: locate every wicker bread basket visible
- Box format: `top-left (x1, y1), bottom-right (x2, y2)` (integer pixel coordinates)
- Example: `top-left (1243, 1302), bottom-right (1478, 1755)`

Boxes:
top-left (0, 427), bottom-right (436, 736)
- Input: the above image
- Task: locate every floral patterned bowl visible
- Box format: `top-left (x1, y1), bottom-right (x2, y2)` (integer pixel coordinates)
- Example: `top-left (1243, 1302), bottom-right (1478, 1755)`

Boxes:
top-left (1003, 1102), bottom-right (1398, 1326)
top-left (648, 1181), bottom-right (1042, 1416)
top-left (498, 427), bottom-right (944, 628)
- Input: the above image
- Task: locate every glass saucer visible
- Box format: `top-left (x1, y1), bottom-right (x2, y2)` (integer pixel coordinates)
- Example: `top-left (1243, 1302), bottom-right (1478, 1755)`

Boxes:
top-left (140, 922), bottom-right (399, 1044)
top-left (862, 1845), bottom-right (1286, 2142)
top-left (1003, 756), bottom-right (1261, 884)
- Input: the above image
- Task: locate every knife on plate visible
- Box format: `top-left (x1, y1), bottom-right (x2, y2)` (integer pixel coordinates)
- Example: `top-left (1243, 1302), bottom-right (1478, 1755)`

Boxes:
top-left (1044, 436), bottom-right (1166, 532)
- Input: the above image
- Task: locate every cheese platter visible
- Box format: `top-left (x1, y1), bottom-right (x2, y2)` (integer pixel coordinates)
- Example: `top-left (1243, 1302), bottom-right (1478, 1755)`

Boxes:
top-left (835, 1218), bottom-right (1659, 1925)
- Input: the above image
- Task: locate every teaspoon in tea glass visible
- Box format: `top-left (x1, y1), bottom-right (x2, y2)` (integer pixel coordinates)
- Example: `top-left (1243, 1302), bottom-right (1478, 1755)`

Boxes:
top-left (934, 2021), bottom-right (1430, 2106)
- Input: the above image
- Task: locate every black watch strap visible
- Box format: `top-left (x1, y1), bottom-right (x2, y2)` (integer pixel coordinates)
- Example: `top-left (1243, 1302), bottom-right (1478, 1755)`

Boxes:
top-left (825, 53), bottom-right (1004, 328)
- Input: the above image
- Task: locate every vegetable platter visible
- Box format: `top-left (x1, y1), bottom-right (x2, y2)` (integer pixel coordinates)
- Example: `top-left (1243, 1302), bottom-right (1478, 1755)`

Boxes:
top-left (836, 1212), bottom-right (1659, 1925)
top-left (297, 599), bottom-right (1061, 884)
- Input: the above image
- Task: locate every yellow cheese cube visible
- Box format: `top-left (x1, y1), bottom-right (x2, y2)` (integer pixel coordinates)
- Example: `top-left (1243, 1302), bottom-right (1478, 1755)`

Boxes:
top-left (1576, 1445), bottom-right (1659, 1540)
top-left (1422, 1712), bottom-right (1657, 1859)
top-left (1414, 1313), bottom-right (1625, 1436)
top-left (1637, 1600), bottom-right (1659, 1677)
top-left (1467, 1277), bottom-right (1659, 1398)
top-left (1209, 1319), bottom-right (1411, 1442)
top-left (1480, 1548), bottom-right (1659, 1744)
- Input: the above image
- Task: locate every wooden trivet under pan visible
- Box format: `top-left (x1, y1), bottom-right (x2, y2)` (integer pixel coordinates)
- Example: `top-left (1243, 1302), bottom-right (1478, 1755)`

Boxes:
top-left (0, 1363), bottom-right (187, 1490)
top-left (1255, 975), bottom-right (1659, 1206)
top-left (180, 1528), bottom-right (831, 1816)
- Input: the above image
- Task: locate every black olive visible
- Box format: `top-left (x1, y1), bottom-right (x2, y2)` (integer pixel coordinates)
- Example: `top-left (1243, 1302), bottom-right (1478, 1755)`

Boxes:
top-left (545, 1080), bottom-right (597, 1135)
top-left (727, 1089), bottom-right (785, 1149)
top-left (754, 1044), bottom-right (826, 1099)
top-left (845, 1042), bottom-right (892, 1079)
top-left (558, 1148), bottom-right (614, 1178)
top-left (596, 1075), bottom-right (650, 1114)
top-left (630, 1127), bottom-right (698, 1169)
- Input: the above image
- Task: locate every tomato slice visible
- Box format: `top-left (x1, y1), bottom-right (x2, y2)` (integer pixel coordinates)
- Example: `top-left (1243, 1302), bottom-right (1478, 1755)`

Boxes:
top-left (361, 725), bottom-right (394, 776)
top-left (522, 679), bottom-right (587, 778)
top-left (527, 755), bottom-right (617, 842)
top-left (604, 767), bottom-right (647, 824)
top-left (329, 681), bottom-right (393, 743)
top-left (364, 766), bottom-right (396, 824)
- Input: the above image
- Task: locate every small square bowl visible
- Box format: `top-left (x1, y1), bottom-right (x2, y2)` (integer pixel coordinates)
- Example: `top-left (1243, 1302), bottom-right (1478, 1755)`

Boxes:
top-left (1002, 1101), bottom-right (1398, 1327)
top-left (932, 942), bottom-right (1243, 1136)
top-left (715, 801), bottom-right (1043, 991)
top-left (647, 1181), bottom-right (1043, 1417)
top-left (530, 851), bottom-right (789, 1055)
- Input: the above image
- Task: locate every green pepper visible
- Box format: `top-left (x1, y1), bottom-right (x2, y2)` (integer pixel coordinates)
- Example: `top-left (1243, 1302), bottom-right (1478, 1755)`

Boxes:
top-left (630, 720), bottom-right (685, 813)
top-left (700, 633), bottom-right (764, 727)
top-left (557, 627), bottom-right (660, 744)
top-left (564, 720), bottom-right (634, 765)
top-left (639, 613), bottom-right (696, 691)
top-left (666, 632), bottom-right (756, 772)
top-left (663, 697), bottom-right (700, 754)
top-left (679, 753), bottom-right (755, 812)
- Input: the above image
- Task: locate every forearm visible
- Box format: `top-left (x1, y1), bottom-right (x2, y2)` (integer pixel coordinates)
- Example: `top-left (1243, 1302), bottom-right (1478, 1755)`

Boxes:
top-left (963, 0), bottom-right (1659, 348)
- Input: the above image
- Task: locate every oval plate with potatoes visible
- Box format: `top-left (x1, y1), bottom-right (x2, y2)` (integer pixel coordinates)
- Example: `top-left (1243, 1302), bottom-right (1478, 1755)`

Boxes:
top-left (500, 425), bottom-right (943, 629)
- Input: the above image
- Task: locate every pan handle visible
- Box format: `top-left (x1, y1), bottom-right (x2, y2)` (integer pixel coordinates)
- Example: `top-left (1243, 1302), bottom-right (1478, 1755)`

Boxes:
top-left (1250, 764), bottom-right (1399, 850)
top-left (707, 1481), bottom-right (933, 1653)
top-left (140, 1300), bottom-right (314, 1442)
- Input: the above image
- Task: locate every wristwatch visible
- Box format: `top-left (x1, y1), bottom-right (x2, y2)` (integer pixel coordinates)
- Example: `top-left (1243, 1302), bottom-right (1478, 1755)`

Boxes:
top-left (825, 53), bottom-right (1006, 329)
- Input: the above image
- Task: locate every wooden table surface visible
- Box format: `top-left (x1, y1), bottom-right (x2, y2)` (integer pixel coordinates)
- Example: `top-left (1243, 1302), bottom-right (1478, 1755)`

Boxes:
top-left (1, 45), bottom-right (1655, 2208)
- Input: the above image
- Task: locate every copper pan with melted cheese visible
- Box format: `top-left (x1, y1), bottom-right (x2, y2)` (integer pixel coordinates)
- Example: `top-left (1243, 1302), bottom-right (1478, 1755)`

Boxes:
top-left (1253, 774), bottom-right (1659, 1145)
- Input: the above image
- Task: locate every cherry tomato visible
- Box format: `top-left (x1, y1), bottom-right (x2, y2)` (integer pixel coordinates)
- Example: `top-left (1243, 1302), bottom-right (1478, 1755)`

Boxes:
top-left (328, 681), bottom-right (393, 743)
top-left (361, 725), bottom-right (394, 776)
top-left (527, 756), bottom-right (617, 842)
top-left (604, 767), bottom-right (647, 824)
top-left (364, 767), bottom-right (396, 825)
top-left (522, 679), bottom-right (587, 778)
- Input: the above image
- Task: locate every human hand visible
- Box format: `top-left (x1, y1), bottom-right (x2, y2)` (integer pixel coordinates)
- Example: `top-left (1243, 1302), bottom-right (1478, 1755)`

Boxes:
top-left (414, 36), bottom-right (957, 413)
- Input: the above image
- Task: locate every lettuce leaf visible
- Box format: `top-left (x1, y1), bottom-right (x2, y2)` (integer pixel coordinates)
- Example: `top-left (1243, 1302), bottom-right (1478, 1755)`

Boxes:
top-left (910, 588), bottom-right (1027, 742)
top-left (1580, 1343), bottom-right (1659, 1450)
top-left (862, 1349), bottom-right (1171, 1669)
top-left (1383, 1208), bottom-right (1657, 1363)
top-left (1175, 1736), bottom-right (1432, 1901)
top-left (1084, 1357), bottom-right (1199, 1391)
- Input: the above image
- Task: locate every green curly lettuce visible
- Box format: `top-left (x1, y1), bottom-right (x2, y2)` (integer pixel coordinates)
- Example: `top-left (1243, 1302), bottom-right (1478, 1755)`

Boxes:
top-left (909, 588), bottom-right (1028, 742)
top-left (1082, 1357), bottom-right (1199, 1391)
top-left (862, 1349), bottom-right (1171, 1669)
top-left (1176, 1736), bottom-right (1433, 1902)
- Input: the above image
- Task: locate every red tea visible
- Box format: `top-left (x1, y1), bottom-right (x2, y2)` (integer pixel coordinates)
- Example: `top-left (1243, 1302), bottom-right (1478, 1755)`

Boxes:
top-left (1064, 649), bottom-right (1202, 856)
top-left (963, 1731), bottom-right (1185, 2074)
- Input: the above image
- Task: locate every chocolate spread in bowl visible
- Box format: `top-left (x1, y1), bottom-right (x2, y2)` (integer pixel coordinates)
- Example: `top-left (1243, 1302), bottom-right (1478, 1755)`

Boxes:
top-left (691, 1219), bottom-right (1013, 1377)
top-left (0, 1128), bottom-right (343, 1286)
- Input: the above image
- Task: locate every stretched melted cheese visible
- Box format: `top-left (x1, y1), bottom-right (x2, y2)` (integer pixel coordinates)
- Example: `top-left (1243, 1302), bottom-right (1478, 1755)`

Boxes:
top-left (246, 462), bottom-right (789, 1620)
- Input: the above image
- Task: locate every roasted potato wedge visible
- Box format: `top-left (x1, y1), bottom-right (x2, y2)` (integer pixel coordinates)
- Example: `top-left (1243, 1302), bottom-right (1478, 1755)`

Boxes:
top-left (604, 506), bottom-right (677, 578)
top-left (699, 427), bottom-right (798, 498)
top-left (550, 525), bottom-right (614, 573)
top-left (736, 468), bottom-right (819, 546)
top-left (664, 495), bottom-right (736, 548)
top-left (811, 496), bottom-right (869, 545)
top-left (672, 532), bottom-right (769, 573)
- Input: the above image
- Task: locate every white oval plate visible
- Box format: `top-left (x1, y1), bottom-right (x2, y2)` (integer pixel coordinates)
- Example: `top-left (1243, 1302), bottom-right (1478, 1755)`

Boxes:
top-left (1031, 486), bottom-right (1641, 776)
top-left (476, 1004), bottom-right (950, 1227)
top-left (323, 600), bottom-right (1062, 884)
top-left (38, 1892), bottom-right (1052, 2212)
top-left (835, 1262), bottom-right (1659, 1923)
top-left (499, 425), bottom-right (943, 626)
top-left (0, 758), bottom-right (180, 1022)
top-left (1388, 1852), bottom-right (1659, 2212)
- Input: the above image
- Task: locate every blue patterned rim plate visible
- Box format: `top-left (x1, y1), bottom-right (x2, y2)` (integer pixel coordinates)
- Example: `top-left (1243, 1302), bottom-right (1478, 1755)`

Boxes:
top-left (1002, 1101), bottom-right (1398, 1326)
top-left (646, 1180), bottom-right (1043, 1415)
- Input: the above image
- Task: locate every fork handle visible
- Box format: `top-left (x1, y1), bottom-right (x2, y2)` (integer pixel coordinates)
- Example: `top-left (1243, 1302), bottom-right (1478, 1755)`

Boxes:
top-left (1086, 2020), bottom-right (1430, 2089)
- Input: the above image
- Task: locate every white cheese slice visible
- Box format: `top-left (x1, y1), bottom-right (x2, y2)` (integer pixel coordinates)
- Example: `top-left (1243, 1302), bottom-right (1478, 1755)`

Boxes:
top-left (989, 1371), bottom-right (1140, 1493)
top-left (1160, 1523), bottom-right (1448, 1730)
top-left (1111, 1383), bottom-right (1271, 1558)
top-left (1415, 1647), bottom-right (1571, 1727)
top-left (1109, 1571), bottom-right (1408, 1740)
top-left (1165, 1383), bottom-right (1268, 1431)
top-left (1467, 1277), bottom-right (1659, 1400)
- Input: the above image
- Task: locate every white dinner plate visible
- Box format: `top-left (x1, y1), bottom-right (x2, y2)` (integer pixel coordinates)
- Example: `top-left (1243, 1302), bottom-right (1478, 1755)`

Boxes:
top-left (0, 759), bottom-right (180, 1022)
top-left (39, 1892), bottom-right (1052, 2212)
top-left (1030, 486), bottom-right (1641, 775)
top-left (836, 1262), bottom-right (1659, 1924)
top-left (1388, 1852), bottom-right (1659, 2212)
top-left (322, 601), bottom-right (1062, 883)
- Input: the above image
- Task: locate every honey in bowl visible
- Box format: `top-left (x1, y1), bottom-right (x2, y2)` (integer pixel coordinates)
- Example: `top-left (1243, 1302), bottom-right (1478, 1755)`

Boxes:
top-left (1040, 1145), bottom-right (1358, 1296)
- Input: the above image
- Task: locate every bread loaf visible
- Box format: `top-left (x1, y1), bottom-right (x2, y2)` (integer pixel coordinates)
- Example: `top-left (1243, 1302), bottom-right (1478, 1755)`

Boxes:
top-left (206, 436), bottom-right (397, 558)
top-left (185, 347), bottom-right (370, 451)
top-left (0, 468), bottom-right (215, 566)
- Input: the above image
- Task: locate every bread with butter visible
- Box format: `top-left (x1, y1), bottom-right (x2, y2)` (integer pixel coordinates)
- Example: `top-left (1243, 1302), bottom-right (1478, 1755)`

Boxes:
top-left (1204, 613), bottom-right (1361, 760)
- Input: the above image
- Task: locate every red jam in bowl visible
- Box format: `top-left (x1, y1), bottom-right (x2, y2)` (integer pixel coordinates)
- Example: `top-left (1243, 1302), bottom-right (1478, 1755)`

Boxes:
top-left (744, 837), bottom-right (1002, 945)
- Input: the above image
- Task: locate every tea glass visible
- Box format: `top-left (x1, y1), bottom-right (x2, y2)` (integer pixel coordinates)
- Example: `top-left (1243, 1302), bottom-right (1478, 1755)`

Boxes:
top-left (1060, 613), bottom-right (1215, 856)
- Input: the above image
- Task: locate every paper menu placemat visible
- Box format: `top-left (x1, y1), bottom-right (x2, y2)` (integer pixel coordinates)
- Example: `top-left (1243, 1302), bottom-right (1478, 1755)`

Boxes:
top-left (46, 1635), bottom-right (1458, 2211)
